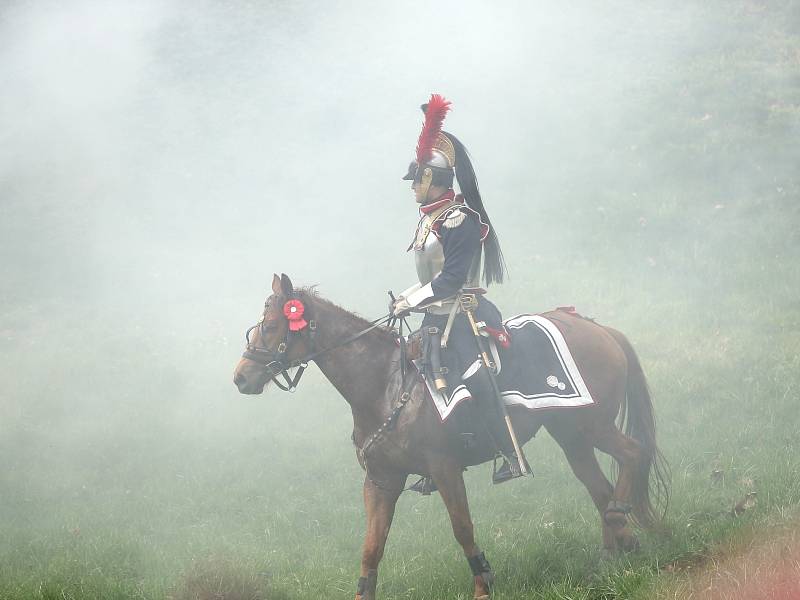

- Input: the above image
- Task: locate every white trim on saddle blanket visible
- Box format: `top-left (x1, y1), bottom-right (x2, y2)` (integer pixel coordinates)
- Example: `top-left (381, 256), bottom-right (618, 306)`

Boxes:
top-left (421, 313), bottom-right (594, 422)
top-left (500, 314), bottom-right (594, 409)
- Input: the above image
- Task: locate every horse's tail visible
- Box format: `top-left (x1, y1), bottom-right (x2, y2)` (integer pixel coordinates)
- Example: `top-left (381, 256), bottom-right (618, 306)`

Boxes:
top-left (605, 326), bottom-right (670, 529)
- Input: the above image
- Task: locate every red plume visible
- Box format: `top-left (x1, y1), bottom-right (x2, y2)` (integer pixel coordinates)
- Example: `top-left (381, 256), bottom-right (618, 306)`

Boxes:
top-left (415, 94), bottom-right (451, 165)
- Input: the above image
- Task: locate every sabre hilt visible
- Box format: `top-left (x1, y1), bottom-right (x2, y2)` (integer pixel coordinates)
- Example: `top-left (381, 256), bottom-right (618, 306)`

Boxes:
top-left (460, 294), bottom-right (495, 370)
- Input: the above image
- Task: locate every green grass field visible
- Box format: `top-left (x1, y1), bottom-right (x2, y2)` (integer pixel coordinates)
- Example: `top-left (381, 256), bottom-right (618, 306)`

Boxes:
top-left (2, 1), bottom-right (799, 599)
top-left (1, 270), bottom-right (798, 600)
top-left (2, 196), bottom-right (798, 600)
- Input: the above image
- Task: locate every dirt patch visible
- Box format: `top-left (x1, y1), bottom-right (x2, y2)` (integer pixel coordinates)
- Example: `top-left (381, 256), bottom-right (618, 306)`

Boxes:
top-left (168, 557), bottom-right (288, 600)
top-left (657, 525), bottom-right (800, 599)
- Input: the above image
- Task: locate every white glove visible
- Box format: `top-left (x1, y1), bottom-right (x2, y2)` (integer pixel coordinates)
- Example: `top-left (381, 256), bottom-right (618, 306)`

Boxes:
top-left (393, 297), bottom-right (412, 316)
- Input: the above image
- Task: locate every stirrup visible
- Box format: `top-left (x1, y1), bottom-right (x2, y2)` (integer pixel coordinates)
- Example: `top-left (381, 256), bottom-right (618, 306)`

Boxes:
top-left (409, 475), bottom-right (437, 495)
top-left (492, 454), bottom-right (527, 485)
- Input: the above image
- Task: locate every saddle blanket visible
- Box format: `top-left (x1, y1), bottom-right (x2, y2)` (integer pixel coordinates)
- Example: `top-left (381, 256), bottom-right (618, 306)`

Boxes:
top-left (424, 313), bottom-right (595, 421)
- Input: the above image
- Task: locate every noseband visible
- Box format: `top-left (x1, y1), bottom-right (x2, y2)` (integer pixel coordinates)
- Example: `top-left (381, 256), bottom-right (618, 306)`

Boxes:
top-left (242, 317), bottom-right (317, 391)
top-left (242, 302), bottom-right (393, 393)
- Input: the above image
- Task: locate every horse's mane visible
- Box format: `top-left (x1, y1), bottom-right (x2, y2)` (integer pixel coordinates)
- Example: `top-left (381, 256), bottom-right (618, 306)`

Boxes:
top-left (296, 286), bottom-right (397, 344)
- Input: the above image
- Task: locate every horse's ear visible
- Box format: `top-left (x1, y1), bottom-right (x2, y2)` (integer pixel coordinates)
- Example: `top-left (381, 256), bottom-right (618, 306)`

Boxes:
top-left (271, 274), bottom-right (282, 295)
top-left (280, 273), bottom-right (294, 296)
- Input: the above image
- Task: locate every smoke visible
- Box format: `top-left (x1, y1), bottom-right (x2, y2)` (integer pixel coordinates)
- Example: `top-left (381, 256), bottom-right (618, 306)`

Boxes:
top-left (0, 1), bottom-right (797, 595)
top-left (2, 1), bottom-right (747, 316)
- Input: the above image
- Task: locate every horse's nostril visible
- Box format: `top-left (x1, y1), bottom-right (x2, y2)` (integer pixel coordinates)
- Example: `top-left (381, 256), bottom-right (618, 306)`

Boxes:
top-left (234, 372), bottom-right (246, 387)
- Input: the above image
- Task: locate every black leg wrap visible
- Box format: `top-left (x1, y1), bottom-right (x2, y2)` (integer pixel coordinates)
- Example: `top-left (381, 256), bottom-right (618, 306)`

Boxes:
top-left (467, 551), bottom-right (494, 588)
top-left (467, 551), bottom-right (491, 576)
top-left (604, 500), bottom-right (632, 519)
top-left (356, 569), bottom-right (377, 598)
top-left (467, 552), bottom-right (494, 590)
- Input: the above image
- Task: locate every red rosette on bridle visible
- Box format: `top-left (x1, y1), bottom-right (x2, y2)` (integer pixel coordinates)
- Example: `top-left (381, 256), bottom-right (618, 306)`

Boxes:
top-left (283, 299), bottom-right (308, 332)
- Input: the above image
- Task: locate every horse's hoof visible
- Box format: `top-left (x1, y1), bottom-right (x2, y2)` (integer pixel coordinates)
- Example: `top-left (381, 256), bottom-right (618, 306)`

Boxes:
top-left (473, 573), bottom-right (492, 598)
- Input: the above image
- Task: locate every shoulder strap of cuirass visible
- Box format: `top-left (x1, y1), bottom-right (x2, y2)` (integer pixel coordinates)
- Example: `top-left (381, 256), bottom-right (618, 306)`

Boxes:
top-left (408, 200), bottom-right (458, 251)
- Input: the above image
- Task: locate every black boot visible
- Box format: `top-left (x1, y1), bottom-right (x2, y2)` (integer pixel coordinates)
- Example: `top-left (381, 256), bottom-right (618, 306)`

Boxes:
top-left (464, 364), bottom-right (533, 484)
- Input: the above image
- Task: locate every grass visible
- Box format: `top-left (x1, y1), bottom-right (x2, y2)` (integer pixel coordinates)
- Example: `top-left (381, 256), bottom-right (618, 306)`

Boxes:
top-left (1, 269), bottom-right (798, 599)
top-left (2, 1), bottom-right (799, 598)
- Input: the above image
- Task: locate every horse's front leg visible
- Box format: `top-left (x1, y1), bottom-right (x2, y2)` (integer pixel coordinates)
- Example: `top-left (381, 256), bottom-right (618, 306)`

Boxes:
top-left (430, 457), bottom-right (494, 600)
top-left (355, 473), bottom-right (406, 600)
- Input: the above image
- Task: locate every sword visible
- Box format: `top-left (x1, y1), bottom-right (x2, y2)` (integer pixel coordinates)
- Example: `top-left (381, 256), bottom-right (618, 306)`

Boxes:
top-left (459, 293), bottom-right (531, 476)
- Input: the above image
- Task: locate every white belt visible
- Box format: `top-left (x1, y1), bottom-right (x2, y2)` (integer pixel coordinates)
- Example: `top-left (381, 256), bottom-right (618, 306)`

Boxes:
top-left (426, 299), bottom-right (457, 315)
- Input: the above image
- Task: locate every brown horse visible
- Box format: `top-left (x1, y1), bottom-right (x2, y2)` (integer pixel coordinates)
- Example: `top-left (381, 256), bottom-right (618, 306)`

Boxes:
top-left (233, 274), bottom-right (669, 600)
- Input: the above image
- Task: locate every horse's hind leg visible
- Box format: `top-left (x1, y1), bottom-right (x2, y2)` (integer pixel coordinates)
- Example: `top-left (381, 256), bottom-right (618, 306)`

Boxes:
top-left (430, 457), bottom-right (493, 600)
top-left (593, 426), bottom-right (646, 551)
top-left (355, 474), bottom-right (405, 600)
top-left (548, 429), bottom-right (617, 551)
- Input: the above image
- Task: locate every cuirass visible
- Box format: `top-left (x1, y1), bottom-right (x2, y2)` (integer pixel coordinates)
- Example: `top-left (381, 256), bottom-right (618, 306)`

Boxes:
top-left (414, 222), bottom-right (445, 286)
top-left (412, 210), bottom-right (482, 289)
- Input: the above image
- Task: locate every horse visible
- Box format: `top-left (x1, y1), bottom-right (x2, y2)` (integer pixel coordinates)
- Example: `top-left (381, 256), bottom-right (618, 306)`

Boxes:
top-left (233, 273), bottom-right (669, 600)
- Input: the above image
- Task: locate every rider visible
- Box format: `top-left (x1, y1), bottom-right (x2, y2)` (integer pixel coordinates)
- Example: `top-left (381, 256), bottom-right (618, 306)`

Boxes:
top-left (391, 94), bottom-right (523, 484)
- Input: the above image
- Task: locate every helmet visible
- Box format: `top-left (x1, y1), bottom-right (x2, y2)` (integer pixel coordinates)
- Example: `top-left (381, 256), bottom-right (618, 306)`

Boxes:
top-left (402, 95), bottom-right (456, 197)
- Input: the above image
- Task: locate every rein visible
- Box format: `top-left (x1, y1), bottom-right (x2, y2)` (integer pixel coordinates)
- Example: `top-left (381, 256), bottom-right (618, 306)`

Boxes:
top-left (243, 296), bottom-right (422, 492)
top-left (243, 310), bottom-right (394, 392)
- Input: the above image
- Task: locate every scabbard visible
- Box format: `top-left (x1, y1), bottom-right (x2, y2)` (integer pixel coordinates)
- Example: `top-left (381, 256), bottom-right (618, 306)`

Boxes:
top-left (423, 326), bottom-right (448, 395)
top-left (459, 294), bottom-right (531, 475)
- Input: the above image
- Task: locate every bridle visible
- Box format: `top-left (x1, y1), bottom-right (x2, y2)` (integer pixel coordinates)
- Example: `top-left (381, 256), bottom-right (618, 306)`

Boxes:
top-left (242, 293), bottom-right (422, 494)
top-left (242, 298), bottom-right (394, 392)
top-left (242, 316), bottom-right (316, 392)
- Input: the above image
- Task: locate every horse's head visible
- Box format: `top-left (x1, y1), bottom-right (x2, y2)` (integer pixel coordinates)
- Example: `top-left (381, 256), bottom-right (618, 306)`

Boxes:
top-left (233, 273), bottom-right (314, 394)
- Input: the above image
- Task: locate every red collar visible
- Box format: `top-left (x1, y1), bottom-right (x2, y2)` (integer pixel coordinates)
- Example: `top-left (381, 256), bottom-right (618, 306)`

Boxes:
top-left (420, 189), bottom-right (456, 214)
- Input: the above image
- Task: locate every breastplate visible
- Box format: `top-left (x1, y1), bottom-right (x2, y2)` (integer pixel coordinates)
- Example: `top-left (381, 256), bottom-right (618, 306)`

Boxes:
top-left (414, 223), bottom-right (445, 286)
top-left (411, 210), bottom-right (482, 289)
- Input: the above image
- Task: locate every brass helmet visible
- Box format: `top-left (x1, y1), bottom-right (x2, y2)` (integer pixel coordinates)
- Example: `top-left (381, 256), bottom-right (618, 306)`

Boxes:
top-left (402, 94), bottom-right (456, 199)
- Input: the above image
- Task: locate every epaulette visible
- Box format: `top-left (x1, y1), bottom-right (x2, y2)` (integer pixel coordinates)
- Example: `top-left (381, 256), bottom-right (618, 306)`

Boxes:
top-left (430, 205), bottom-right (466, 238)
top-left (431, 202), bottom-right (489, 241)
top-left (441, 207), bottom-right (466, 229)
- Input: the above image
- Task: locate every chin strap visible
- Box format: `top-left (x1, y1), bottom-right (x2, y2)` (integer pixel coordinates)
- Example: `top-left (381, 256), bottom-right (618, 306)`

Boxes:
top-left (269, 363), bottom-right (309, 392)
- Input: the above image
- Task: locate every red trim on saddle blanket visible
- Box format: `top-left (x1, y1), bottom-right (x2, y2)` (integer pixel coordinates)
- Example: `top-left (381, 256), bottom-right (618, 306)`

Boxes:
top-left (546, 306), bottom-right (596, 340)
top-left (555, 306), bottom-right (595, 321)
